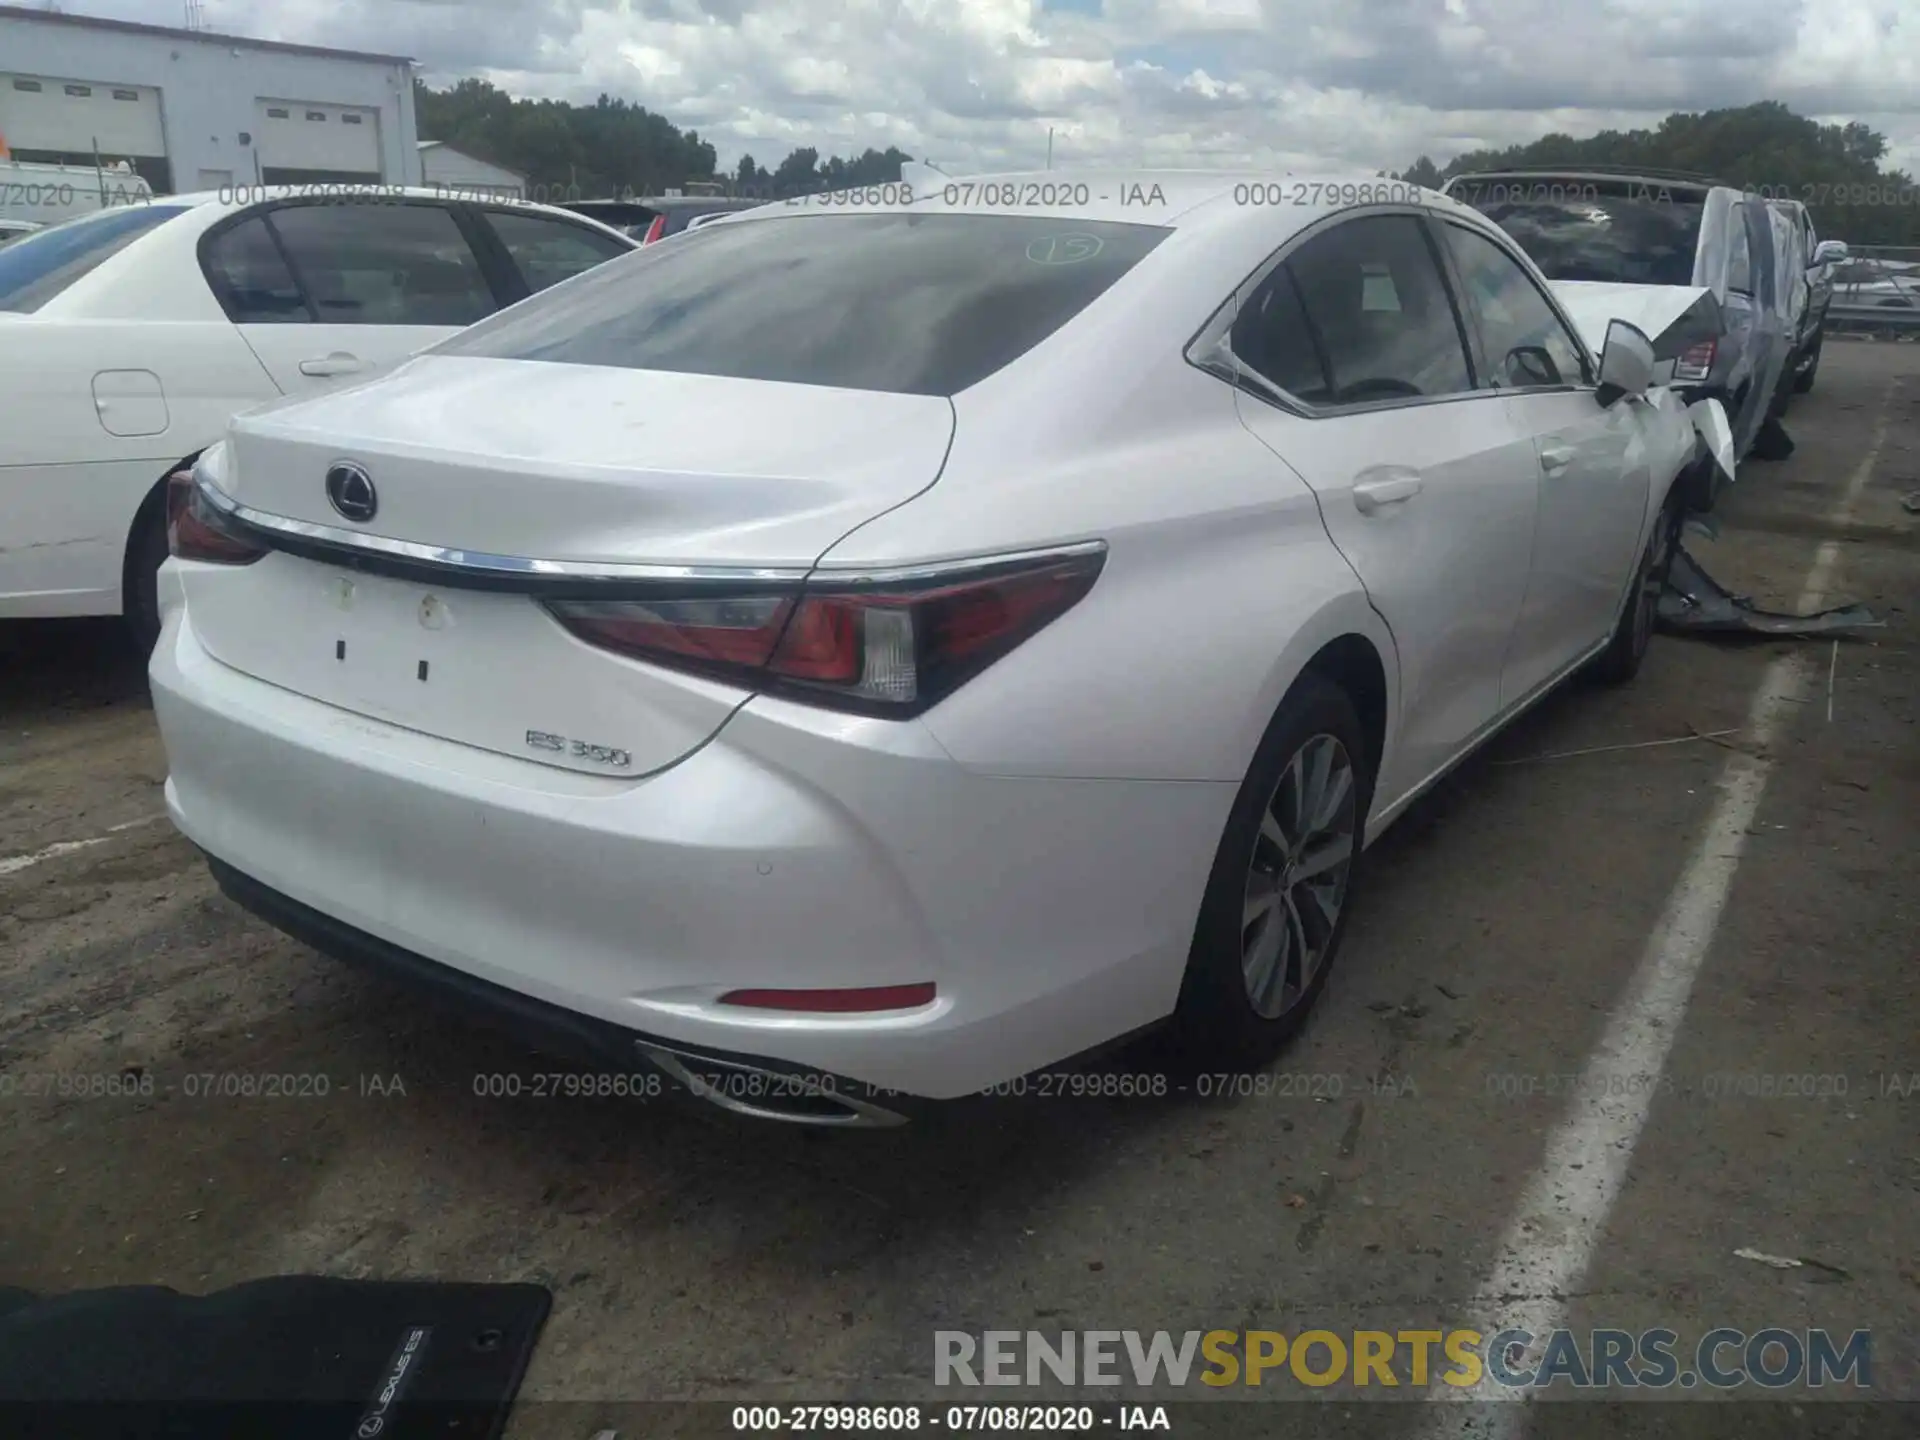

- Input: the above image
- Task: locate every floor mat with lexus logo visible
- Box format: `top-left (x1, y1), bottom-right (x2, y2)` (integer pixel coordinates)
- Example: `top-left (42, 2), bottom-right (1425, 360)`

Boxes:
top-left (0, 1276), bottom-right (550, 1439)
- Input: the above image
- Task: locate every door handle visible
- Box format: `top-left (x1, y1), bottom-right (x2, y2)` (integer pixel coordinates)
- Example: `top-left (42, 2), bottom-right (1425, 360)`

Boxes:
top-left (1539, 445), bottom-right (1576, 474)
top-left (1351, 471), bottom-right (1423, 514)
top-left (299, 352), bottom-right (364, 378)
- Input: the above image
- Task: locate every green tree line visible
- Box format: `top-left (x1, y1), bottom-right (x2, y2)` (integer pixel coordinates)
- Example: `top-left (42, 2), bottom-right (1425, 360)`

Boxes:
top-left (1395, 102), bottom-right (1920, 246)
top-left (413, 78), bottom-right (912, 199)
top-left (416, 82), bottom-right (1920, 246)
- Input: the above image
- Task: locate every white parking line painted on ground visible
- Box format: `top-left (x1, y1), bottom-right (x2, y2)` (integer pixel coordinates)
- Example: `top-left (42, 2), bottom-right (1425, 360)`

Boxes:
top-left (0, 814), bottom-right (166, 878)
top-left (1418, 382), bottom-right (1897, 1432)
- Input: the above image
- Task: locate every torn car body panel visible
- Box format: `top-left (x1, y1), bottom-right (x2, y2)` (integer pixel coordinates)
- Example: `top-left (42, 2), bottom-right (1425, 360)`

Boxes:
top-left (1659, 544), bottom-right (1882, 636)
top-left (1624, 388), bottom-right (1735, 525)
top-left (1636, 385), bottom-right (1701, 489)
top-left (1552, 281), bottom-right (1723, 361)
top-left (1554, 285), bottom-right (1737, 515)
top-left (1696, 194), bottom-right (1794, 456)
top-left (1768, 202), bottom-right (1811, 355)
top-left (1447, 173), bottom-right (1792, 465)
top-left (1686, 396), bottom-right (1736, 490)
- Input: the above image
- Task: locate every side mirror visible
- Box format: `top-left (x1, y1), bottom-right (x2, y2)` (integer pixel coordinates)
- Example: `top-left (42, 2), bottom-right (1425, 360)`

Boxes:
top-left (1594, 319), bottom-right (1654, 407)
top-left (1811, 239), bottom-right (1848, 266)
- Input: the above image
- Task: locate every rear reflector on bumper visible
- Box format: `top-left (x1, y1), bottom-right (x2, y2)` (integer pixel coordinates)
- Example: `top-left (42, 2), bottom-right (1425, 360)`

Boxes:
top-left (717, 983), bottom-right (937, 1013)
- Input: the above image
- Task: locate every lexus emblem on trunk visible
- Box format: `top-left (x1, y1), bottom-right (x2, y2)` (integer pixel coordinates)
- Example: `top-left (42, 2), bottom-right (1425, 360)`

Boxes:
top-left (325, 461), bottom-right (378, 523)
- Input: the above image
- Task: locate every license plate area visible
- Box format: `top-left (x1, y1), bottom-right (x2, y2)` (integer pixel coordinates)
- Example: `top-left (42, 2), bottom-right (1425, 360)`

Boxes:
top-left (321, 570), bottom-right (470, 724)
top-left (186, 551), bottom-right (736, 777)
top-left (310, 571), bottom-right (638, 775)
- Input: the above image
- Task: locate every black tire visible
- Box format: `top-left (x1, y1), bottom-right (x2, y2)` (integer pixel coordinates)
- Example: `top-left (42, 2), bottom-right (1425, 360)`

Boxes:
top-left (123, 487), bottom-right (171, 656)
top-left (1172, 672), bottom-right (1373, 1069)
top-left (1589, 490), bottom-right (1680, 686)
top-left (1750, 414), bottom-right (1796, 462)
top-left (1792, 336), bottom-right (1821, 394)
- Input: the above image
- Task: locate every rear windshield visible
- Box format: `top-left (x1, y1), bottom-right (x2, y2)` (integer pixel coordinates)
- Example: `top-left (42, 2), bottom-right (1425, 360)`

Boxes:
top-left (434, 212), bottom-right (1171, 395)
top-left (1456, 184), bottom-right (1706, 287)
top-left (0, 203), bottom-right (188, 312)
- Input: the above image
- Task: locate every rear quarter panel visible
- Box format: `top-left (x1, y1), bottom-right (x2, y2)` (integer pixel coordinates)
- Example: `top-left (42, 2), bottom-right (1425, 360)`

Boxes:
top-left (818, 356), bottom-right (1398, 787)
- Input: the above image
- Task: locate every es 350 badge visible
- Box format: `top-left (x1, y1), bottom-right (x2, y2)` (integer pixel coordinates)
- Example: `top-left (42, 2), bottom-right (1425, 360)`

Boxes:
top-left (526, 730), bottom-right (633, 768)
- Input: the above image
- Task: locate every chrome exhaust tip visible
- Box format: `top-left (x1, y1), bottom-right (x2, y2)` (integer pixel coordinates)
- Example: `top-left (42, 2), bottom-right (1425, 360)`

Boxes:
top-left (636, 1043), bottom-right (910, 1128)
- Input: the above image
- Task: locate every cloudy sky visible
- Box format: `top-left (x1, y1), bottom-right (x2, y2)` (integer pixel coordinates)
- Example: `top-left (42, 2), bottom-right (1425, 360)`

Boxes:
top-left (70, 0), bottom-right (1920, 176)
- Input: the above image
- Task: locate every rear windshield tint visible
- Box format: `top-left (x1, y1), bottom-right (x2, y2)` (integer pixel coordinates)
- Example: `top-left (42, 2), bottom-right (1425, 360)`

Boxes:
top-left (1457, 185), bottom-right (1705, 287)
top-left (434, 213), bottom-right (1171, 395)
top-left (0, 203), bottom-right (188, 312)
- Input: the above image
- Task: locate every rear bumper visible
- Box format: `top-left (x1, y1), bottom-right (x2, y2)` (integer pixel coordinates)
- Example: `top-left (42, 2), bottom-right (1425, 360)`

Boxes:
top-left (205, 854), bottom-right (927, 1126)
top-left (151, 600), bottom-right (1228, 1102)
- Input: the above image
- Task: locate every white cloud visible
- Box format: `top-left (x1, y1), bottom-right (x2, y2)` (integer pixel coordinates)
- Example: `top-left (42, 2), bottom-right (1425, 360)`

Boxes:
top-left (58, 0), bottom-right (1920, 177)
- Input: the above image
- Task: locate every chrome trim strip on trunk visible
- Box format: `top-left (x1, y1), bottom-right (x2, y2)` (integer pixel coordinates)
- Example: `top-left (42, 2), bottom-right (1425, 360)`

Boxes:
top-left (193, 472), bottom-right (1108, 595)
top-left (807, 539), bottom-right (1109, 587)
top-left (194, 476), bottom-right (812, 588)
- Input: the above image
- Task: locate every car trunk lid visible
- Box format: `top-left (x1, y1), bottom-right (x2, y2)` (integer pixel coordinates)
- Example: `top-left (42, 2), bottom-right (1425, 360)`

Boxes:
top-left (185, 355), bottom-right (955, 776)
top-left (218, 354), bottom-right (955, 567)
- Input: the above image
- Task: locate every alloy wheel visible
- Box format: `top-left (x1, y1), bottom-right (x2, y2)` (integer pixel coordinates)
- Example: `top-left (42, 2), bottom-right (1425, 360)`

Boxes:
top-left (1240, 733), bottom-right (1358, 1019)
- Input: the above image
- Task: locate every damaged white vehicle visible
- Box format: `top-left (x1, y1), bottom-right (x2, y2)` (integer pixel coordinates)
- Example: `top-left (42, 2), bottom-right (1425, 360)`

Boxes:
top-left (152, 175), bottom-right (1733, 1123)
top-left (1445, 167), bottom-right (1798, 495)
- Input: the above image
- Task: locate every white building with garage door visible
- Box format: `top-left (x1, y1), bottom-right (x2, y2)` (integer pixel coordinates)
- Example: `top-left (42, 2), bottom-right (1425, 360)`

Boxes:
top-left (418, 140), bottom-right (525, 200)
top-left (0, 3), bottom-right (419, 195)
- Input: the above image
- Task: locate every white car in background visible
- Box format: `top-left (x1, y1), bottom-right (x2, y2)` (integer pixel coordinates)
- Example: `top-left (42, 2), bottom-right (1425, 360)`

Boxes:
top-left (0, 188), bottom-right (635, 647)
top-left (1, 157), bottom-right (154, 226)
top-left (152, 173), bottom-right (1732, 1126)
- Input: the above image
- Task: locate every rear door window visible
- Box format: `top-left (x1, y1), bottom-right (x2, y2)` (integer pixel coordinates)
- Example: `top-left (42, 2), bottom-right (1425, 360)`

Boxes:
top-left (1272, 214), bottom-right (1477, 405)
top-left (1231, 266), bottom-right (1333, 403)
top-left (263, 200), bottom-right (497, 326)
top-left (479, 209), bottom-right (632, 293)
top-left (0, 203), bottom-right (188, 312)
top-left (434, 213), bottom-right (1171, 396)
top-left (201, 215), bottom-right (310, 322)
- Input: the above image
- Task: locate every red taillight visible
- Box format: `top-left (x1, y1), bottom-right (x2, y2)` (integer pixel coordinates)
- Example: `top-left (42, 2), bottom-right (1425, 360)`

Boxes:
top-left (539, 593), bottom-right (795, 670)
top-left (543, 547), bottom-right (1105, 715)
top-left (718, 983), bottom-right (936, 1013)
top-left (640, 214), bottom-right (666, 244)
top-left (770, 595), bottom-right (862, 682)
top-left (1675, 339), bottom-right (1716, 382)
top-left (167, 470), bottom-right (266, 565)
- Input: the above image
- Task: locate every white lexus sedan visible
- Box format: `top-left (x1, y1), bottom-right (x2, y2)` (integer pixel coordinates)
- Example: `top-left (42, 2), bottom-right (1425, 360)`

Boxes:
top-left (150, 173), bottom-right (1732, 1127)
top-left (0, 188), bottom-right (634, 648)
